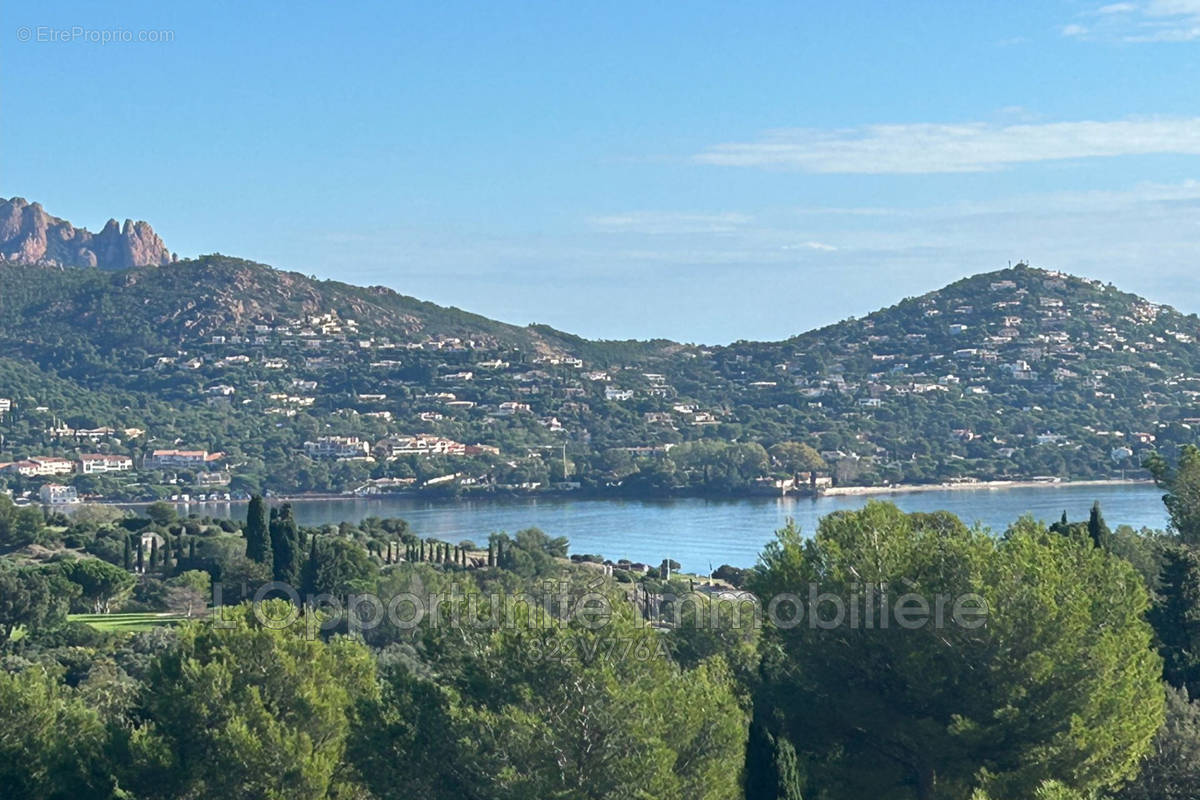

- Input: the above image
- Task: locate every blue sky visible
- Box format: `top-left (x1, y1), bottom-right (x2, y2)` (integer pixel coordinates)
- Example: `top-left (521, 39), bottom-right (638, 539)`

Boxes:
top-left (4, 1), bottom-right (1200, 343)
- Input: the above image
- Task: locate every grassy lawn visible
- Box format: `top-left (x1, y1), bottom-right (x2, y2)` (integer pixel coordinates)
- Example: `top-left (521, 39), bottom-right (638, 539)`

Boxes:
top-left (69, 612), bottom-right (192, 632)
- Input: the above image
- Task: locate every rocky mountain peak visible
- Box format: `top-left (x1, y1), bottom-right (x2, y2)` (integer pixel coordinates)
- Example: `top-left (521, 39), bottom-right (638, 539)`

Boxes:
top-left (0, 196), bottom-right (175, 270)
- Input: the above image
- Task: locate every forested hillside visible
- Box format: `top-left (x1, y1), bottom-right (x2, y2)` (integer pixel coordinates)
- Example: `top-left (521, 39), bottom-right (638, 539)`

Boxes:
top-left (2, 257), bottom-right (1199, 500)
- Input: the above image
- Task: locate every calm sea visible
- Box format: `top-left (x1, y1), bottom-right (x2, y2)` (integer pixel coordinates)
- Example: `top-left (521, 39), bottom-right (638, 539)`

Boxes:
top-left (179, 483), bottom-right (1169, 574)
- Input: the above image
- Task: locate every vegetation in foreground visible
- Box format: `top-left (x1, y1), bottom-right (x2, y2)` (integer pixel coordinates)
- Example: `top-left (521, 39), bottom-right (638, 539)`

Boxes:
top-left (4, 446), bottom-right (1200, 797)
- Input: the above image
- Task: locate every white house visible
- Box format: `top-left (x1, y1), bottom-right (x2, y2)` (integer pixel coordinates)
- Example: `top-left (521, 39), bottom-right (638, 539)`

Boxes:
top-left (39, 484), bottom-right (79, 505)
top-left (147, 449), bottom-right (223, 469)
top-left (79, 454), bottom-right (134, 474)
top-left (380, 435), bottom-right (467, 458)
top-left (28, 457), bottom-right (75, 476)
top-left (304, 436), bottom-right (372, 459)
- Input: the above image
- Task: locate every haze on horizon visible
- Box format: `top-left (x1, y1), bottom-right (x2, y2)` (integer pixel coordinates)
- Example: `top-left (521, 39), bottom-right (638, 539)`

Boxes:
top-left (3, 1), bottom-right (1199, 344)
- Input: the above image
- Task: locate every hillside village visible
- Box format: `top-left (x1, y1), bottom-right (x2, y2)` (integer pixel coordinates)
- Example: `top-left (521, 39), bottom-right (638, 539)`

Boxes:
top-left (1, 259), bottom-right (1199, 503)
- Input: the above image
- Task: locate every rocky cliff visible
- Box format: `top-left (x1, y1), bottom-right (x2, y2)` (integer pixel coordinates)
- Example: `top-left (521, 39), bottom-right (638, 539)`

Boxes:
top-left (0, 197), bottom-right (174, 269)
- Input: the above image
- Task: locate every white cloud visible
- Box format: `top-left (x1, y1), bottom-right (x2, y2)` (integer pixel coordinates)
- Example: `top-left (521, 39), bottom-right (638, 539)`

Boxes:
top-left (586, 211), bottom-right (752, 234)
top-left (297, 179), bottom-right (1200, 342)
top-left (694, 117), bottom-right (1200, 174)
top-left (1068, 0), bottom-right (1200, 40)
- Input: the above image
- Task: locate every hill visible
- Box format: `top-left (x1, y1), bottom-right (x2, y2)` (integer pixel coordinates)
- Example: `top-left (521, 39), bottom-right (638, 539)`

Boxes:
top-left (1, 242), bottom-right (1198, 501)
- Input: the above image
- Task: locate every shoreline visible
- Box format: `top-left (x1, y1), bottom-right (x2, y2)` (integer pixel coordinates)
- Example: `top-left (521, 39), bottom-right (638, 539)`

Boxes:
top-left (105, 478), bottom-right (1159, 508)
top-left (820, 478), bottom-right (1156, 498)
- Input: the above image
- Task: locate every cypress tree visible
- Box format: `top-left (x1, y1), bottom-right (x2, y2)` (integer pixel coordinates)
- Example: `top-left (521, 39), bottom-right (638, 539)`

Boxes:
top-left (245, 495), bottom-right (270, 564)
top-left (137, 537), bottom-right (145, 573)
top-left (744, 717), bottom-right (803, 800)
top-left (149, 538), bottom-right (159, 569)
top-left (773, 737), bottom-right (804, 800)
top-left (123, 535), bottom-right (133, 571)
top-left (420, 540), bottom-right (426, 562)
top-left (743, 719), bottom-right (776, 800)
top-left (300, 536), bottom-right (319, 598)
top-left (188, 539), bottom-right (196, 560)
top-left (1149, 544), bottom-right (1200, 696)
top-left (269, 503), bottom-right (301, 585)
top-left (1088, 501), bottom-right (1112, 550)
top-left (488, 541), bottom-right (496, 567)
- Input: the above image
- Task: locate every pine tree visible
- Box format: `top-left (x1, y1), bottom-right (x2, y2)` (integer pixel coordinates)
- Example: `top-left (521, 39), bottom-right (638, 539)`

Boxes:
top-left (245, 495), bottom-right (270, 564)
